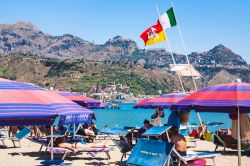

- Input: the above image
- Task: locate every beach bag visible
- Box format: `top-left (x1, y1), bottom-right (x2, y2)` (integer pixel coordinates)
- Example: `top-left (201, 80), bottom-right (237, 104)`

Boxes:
top-left (203, 132), bottom-right (213, 142)
top-left (179, 111), bottom-right (190, 124)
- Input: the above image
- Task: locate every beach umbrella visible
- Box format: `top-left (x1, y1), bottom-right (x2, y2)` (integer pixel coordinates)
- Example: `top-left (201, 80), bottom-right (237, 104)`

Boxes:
top-left (0, 78), bottom-right (94, 163)
top-left (55, 91), bottom-right (105, 109)
top-left (171, 82), bottom-right (250, 166)
top-left (0, 78), bottom-right (93, 126)
top-left (133, 97), bottom-right (153, 108)
top-left (134, 93), bottom-right (187, 109)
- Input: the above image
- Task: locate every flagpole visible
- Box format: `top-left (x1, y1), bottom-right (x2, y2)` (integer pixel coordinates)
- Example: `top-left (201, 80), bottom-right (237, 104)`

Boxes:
top-left (171, 2), bottom-right (202, 123)
top-left (156, 5), bottom-right (185, 93)
top-left (171, 2), bottom-right (198, 91)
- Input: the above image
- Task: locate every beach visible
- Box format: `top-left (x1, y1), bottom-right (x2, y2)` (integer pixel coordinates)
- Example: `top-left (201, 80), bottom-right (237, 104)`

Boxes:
top-left (1, 136), bottom-right (250, 166)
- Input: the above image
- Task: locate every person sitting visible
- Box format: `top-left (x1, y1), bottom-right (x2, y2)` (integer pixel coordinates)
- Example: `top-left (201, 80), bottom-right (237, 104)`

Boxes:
top-left (137, 119), bottom-right (153, 137)
top-left (151, 108), bottom-right (165, 126)
top-left (188, 121), bottom-right (207, 140)
top-left (189, 129), bottom-right (199, 138)
top-left (77, 123), bottom-right (96, 142)
top-left (88, 122), bottom-right (98, 135)
top-left (198, 121), bottom-right (207, 140)
top-left (168, 126), bottom-right (187, 156)
top-left (30, 125), bottom-right (42, 138)
top-left (125, 119), bottom-right (153, 145)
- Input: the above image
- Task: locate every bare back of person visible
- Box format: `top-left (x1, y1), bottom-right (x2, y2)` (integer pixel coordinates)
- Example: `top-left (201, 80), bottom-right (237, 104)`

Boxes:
top-left (171, 133), bottom-right (187, 153)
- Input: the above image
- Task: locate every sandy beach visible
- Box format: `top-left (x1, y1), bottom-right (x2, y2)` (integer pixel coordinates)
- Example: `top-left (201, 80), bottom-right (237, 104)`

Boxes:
top-left (0, 136), bottom-right (250, 166)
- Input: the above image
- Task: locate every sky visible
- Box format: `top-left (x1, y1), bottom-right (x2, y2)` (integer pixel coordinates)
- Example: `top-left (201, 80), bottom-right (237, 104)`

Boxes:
top-left (0, 0), bottom-right (250, 62)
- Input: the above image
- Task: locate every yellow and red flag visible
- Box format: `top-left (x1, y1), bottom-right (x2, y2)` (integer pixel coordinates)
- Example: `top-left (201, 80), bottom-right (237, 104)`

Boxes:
top-left (140, 21), bottom-right (166, 46)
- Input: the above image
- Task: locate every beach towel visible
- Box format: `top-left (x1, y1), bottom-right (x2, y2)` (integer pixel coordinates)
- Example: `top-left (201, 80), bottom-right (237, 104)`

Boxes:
top-left (232, 113), bottom-right (250, 141)
top-left (174, 158), bottom-right (206, 166)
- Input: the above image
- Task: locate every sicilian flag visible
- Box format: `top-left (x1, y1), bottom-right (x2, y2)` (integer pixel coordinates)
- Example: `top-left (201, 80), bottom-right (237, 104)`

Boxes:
top-left (140, 20), bottom-right (166, 46)
top-left (159, 7), bottom-right (177, 29)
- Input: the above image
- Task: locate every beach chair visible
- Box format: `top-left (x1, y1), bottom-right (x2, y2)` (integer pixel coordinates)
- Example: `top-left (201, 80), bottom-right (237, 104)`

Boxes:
top-left (47, 147), bottom-right (111, 160)
top-left (0, 138), bottom-right (5, 146)
top-left (142, 125), bottom-right (172, 141)
top-left (9, 127), bottom-right (31, 147)
top-left (172, 149), bottom-right (220, 166)
top-left (127, 138), bottom-right (174, 166)
top-left (0, 130), bottom-right (7, 146)
top-left (213, 132), bottom-right (250, 152)
top-left (112, 136), bottom-right (133, 162)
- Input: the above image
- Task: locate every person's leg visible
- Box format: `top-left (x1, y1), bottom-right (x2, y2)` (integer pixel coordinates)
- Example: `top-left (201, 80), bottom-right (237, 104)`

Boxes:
top-left (75, 142), bottom-right (108, 149)
top-left (58, 142), bottom-right (77, 152)
top-left (8, 126), bottom-right (13, 137)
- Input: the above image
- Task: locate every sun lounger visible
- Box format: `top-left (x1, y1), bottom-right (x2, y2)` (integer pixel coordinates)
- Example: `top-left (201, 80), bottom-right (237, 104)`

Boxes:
top-left (142, 125), bottom-right (171, 141)
top-left (127, 138), bottom-right (174, 166)
top-left (0, 132), bottom-right (7, 146)
top-left (29, 137), bottom-right (50, 152)
top-left (172, 149), bottom-right (220, 166)
top-left (112, 136), bottom-right (133, 162)
top-left (29, 137), bottom-right (87, 152)
top-left (47, 147), bottom-right (111, 160)
top-left (9, 127), bottom-right (31, 147)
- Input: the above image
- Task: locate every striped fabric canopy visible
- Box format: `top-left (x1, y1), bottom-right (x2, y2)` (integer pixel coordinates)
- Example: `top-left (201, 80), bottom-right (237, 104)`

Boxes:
top-left (56, 91), bottom-right (104, 109)
top-left (134, 97), bottom-right (153, 108)
top-left (0, 78), bottom-right (93, 126)
top-left (171, 83), bottom-right (250, 113)
top-left (134, 93), bottom-right (187, 109)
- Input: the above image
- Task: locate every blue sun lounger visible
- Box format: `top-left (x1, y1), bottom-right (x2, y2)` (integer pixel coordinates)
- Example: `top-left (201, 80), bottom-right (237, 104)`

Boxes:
top-left (127, 138), bottom-right (174, 166)
top-left (142, 125), bottom-right (172, 141)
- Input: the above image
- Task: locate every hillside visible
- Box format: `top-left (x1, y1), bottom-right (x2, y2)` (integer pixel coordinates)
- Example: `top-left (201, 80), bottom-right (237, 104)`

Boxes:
top-left (0, 54), bottom-right (189, 94)
top-left (0, 22), bottom-right (249, 94)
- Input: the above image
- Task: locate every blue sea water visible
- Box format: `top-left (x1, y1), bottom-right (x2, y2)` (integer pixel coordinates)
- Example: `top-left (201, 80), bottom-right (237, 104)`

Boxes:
top-left (92, 103), bottom-right (231, 132)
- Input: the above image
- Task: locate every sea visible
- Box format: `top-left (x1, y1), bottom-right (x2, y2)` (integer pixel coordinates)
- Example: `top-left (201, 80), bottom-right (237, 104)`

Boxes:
top-left (92, 103), bottom-right (231, 132)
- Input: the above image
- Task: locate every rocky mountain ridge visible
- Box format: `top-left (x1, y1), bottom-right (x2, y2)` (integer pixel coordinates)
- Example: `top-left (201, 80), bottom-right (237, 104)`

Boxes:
top-left (0, 22), bottom-right (248, 68)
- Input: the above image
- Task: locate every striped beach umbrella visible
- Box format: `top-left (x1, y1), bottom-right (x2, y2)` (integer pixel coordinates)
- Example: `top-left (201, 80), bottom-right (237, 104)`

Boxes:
top-left (56, 91), bottom-right (105, 109)
top-left (0, 78), bottom-right (93, 126)
top-left (134, 93), bottom-right (187, 109)
top-left (171, 82), bottom-right (250, 166)
top-left (133, 97), bottom-right (153, 108)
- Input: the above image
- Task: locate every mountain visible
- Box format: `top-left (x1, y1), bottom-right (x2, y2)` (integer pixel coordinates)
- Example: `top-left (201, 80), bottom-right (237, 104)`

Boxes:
top-left (0, 22), bottom-right (247, 66)
top-left (0, 22), bottom-right (249, 94)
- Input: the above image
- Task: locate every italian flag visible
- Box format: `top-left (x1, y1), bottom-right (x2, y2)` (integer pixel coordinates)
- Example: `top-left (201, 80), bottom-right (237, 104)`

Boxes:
top-left (159, 7), bottom-right (177, 29)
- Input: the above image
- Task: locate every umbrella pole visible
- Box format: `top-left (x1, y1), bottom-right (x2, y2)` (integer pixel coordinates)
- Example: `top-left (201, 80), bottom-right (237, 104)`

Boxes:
top-left (51, 126), bottom-right (54, 161)
top-left (237, 106), bottom-right (241, 166)
top-left (73, 123), bottom-right (76, 139)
